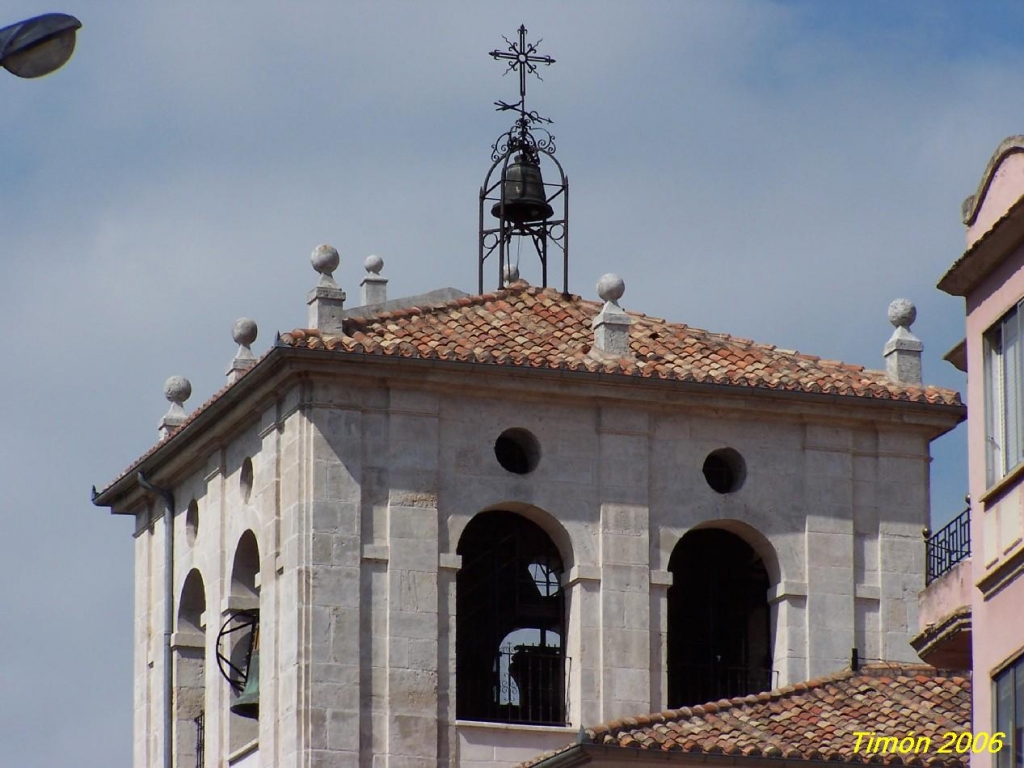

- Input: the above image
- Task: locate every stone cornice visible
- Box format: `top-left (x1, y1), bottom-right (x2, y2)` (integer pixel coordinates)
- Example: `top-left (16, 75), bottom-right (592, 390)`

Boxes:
top-left (93, 345), bottom-right (965, 515)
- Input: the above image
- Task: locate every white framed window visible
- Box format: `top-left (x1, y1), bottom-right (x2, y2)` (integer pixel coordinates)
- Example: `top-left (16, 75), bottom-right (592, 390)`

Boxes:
top-left (986, 304), bottom-right (1024, 486)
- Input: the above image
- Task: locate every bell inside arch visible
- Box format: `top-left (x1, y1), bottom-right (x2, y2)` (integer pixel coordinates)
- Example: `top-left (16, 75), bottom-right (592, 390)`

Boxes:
top-left (492, 153), bottom-right (554, 224)
top-left (230, 649), bottom-right (260, 719)
top-left (230, 623), bottom-right (260, 720)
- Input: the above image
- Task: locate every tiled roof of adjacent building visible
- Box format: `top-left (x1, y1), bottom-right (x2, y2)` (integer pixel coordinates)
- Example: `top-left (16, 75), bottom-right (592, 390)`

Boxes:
top-left (280, 281), bottom-right (961, 407)
top-left (521, 665), bottom-right (971, 767)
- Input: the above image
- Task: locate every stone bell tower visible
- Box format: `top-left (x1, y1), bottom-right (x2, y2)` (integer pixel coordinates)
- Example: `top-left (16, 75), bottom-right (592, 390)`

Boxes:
top-left (93, 236), bottom-right (962, 768)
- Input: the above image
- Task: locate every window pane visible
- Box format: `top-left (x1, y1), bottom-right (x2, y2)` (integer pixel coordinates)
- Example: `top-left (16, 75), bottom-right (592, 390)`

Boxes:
top-left (1004, 312), bottom-right (1022, 473)
top-left (998, 670), bottom-right (1014, 768)
top-left (987, 331), bottom-right (1002, 485)
top-left (1015, 666), bottom-right (1024, 768)
top-left (987, 331), bottom-right (1003, 483)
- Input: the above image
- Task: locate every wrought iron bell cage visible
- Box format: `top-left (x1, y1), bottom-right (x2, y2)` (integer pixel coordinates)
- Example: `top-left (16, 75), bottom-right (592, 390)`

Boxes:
top-left (479, 25), bottom-right (569, 295)
top-left (479, 141), bottom-right (568, 295)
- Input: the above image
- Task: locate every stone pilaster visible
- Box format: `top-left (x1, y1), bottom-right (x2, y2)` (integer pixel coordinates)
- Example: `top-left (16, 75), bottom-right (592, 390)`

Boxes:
top-left (565, 565), bottom-right (602, 727)
top-left (768, 582), bottom-right (808, 687)
top-left (385, 389), bottom-right (440, 768)
top-left (307, 397), bottom-right (364, 766)
top-left (803, 425), bottom-right (855, 678)
top-left (648, 569), bottom-right (672, 710)
top-left (876, 431), bottom-right (929, 662)
top-left (597, 407), bottom-right (651, 721)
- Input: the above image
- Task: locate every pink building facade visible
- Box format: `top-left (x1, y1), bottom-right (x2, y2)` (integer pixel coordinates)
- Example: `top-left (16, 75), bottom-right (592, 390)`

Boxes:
top-left (938, 136), bottom-right (1024, 768)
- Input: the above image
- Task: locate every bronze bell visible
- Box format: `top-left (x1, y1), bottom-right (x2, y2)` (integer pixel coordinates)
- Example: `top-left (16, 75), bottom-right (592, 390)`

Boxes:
top-left (491, 153), bottom-right (553, 224)
top-left (230, 627), bottom-right (260, 720)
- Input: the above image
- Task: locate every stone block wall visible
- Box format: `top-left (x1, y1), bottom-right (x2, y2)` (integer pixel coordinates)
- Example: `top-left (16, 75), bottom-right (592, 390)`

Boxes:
top-left (130, 368), bottom-right (938, 767)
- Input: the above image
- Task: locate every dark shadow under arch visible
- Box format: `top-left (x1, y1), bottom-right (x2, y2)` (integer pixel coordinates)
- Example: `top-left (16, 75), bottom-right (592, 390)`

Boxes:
top-left (231, 530), bottom-right (260, 599)
top-left (667, 528), bottom-right (773, 707)
top-left (178, 569), bottom-right (206, 634)
top-left (228, 531), bottom-right (260, 746)
top-left (474, 500), bottom-right (576, 572)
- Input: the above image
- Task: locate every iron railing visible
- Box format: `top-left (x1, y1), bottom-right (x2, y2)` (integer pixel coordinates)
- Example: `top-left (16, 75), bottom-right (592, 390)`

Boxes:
top-left (194, 712), bottom-right (205, 768)
top-left (461, 645), bottom-right (569, 725)
top-left (926, 504), bottom-right (971, 585)
top-left (669, 664), bottom-right (777, 707)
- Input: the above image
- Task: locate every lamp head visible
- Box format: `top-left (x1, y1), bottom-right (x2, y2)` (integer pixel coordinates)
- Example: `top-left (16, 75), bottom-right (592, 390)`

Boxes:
top-left (0, 13), bottom-right (81, 79)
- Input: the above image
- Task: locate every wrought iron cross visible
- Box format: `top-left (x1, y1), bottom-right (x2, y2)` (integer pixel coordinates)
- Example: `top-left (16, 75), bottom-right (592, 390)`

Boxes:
top-left (490, 25), bottom-right (555, 125)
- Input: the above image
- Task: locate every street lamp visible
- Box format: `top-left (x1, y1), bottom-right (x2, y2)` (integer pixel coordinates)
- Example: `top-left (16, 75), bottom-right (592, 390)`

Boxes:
top-left (0, 13), bottom-right (81, 79)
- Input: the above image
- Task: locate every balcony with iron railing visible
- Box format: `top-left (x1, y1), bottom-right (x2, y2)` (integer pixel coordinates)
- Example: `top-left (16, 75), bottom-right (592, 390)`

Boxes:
top-left (913, 501), bottom-right (972, 669)
top-left (458, 644), bottom-right (569, 726)
top-left (926, 503), bottom-right (971, 585)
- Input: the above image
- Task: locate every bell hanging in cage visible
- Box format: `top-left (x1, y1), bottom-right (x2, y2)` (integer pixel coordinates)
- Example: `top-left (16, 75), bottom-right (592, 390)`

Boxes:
top-left (491, 153), bottom-right (554, 224)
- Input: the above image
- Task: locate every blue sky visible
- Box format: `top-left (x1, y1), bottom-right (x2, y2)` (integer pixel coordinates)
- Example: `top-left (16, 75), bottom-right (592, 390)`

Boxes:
top-left (2, 2), bottom-right (1017, 765)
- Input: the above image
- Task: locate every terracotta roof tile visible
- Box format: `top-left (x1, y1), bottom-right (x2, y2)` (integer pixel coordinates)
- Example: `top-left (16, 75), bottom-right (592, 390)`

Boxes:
top-left (520, 665), bottom-right (970, 768)
top-left (279, 282), bottom-right (961, 407)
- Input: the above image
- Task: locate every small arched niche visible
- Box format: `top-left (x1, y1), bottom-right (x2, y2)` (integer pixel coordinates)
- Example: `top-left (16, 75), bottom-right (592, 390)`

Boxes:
top-left (230, 530), bottom-right (260, 600)
top-left (178, 568), bottom-right (206, 635)
top-left (667, 527), bottom-right (774, 707)
top-left (185, 499), bottom-right (199, 547)
top-left (239, 457), bottom-right (254, 504)
top-left (174, 569), bottom-right (207, 766)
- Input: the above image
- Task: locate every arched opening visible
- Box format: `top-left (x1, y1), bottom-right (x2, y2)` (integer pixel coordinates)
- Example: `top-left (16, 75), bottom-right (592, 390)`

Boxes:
top-left (456, 511), bottom-right (566, 725)
top-left (231, 530), bottom-right (260, 599)
top-left (178, 568), bottom-right (206, 634)
top-left (667, 528), bottom-right (773, 707)
top-left (175, 569), bottom-right (206, 767)
top-left (228, 531), bottom-right (260, 750)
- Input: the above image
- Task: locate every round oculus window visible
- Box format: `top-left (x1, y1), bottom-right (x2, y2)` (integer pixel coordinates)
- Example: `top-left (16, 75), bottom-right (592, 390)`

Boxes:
top-left (494, 428), bottom-right (541, 475)
top-left (702, 448), bottom-right (746, 494)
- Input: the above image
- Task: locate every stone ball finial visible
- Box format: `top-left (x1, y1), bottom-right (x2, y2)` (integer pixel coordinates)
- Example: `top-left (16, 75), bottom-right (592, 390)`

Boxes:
top-left (164, 376), bottom-right (192, 405)
top-left (311, 244), bottom-right (340, 277)
top-left (364, 254), bottom-right (384, 274)
top-left (503, 263), bottom-right (520, 284)
top-left (597, 273), bottom-right (625, 304)
top-left (888, 298), bottom-right (917, 329)
top-left (232, 317), bottom-right (258, 346)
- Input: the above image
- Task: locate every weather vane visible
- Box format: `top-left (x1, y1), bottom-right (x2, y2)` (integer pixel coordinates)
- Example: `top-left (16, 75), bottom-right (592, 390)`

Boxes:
top-left (490, 25), bottom-right (555, 148)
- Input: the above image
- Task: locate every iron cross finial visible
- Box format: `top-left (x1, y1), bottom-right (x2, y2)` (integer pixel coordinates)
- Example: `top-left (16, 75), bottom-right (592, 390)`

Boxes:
top-left (490, 24), bottom-right (555, 126)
